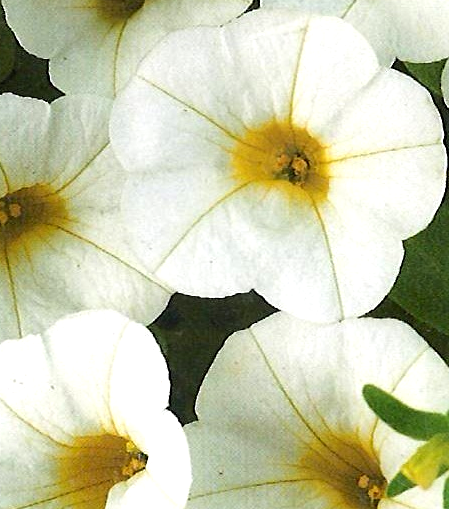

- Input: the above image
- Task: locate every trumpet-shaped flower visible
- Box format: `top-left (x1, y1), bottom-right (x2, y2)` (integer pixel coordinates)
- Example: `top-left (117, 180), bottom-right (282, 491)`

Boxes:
top-left (0, 309), bottom-right (191, 509)
top-left (110, 11), bottom-right (446, 323)
top-left (184, 312), bottom-right (449, 509)
top-left (3, 0), bottom-right (252, 97)
top-left (0, 93), bottom-right (171, 340)
top-left (261, 0), bottom-right (449, 65)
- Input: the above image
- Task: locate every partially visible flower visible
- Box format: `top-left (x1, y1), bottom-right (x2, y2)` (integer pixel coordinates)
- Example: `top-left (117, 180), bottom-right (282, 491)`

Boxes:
top-left (261, 0), bottom-right (449, 65)
top-left (3, 0), bottom-right (252, 97)
top-left (110, 11), bottom-right (446, 323)
top-left (185, 313), bottom-right (449, 509)
top-left (0, 309), bottom-right (191, 509)
top-left (0, 93), bottom-right (171, 340)
top-left (442, 62), bottom-right (449, 108)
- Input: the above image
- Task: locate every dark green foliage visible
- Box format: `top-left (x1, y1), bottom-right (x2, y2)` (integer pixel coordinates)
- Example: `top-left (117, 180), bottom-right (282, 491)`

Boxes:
top-left (0, 5), bottom-right (16, 83)
top-left (150, 291), bottom-right (275, 424)
top-left (403, 60), bottom-right (447, 97)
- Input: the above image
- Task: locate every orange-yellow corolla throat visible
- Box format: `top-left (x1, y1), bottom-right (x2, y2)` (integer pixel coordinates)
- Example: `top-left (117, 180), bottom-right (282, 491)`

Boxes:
top-left (231, 120), bottom-right (329, 200)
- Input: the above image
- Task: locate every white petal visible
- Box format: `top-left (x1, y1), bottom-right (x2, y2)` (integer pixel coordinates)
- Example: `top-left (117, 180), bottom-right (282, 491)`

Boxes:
top-left (321, 70), bottom-right (443, 160)
top-left (342, 0), bottom-right (398, 66)
top-left (0, 94), bottom-right (111, 193)
top-left (49, 22), bottom-right (128, 99)
top-left (320, 69), bottom-right (446, 240)
top-left (323, 71), bottom-right (446, 239)
top-left (260, 0), bottom-right (395, 65)
top-left (289, 16), bottom-right (380, 133)
top-left (4, 0), bottom-right (252, 96)
top-left (261, 0), bottom-right (353, 16)
top-left (262, 0), bottom-right (449, 64)
top-left (185, 314), bottom-right (449, 509)
top-left (254, 194), bottom-right (404, 321)
top-left (385, 0), bottom-right (449, 63)
top-left (0, 311), bottom-right (168, 438)
top-left (442, 60), bottom-right (449, 108)
top-left (121, 171), bottom-right (255, 298)
top-left (0, 94), bottom-right (51, 190)
top-left (110, 0), bottom-right (253, 95)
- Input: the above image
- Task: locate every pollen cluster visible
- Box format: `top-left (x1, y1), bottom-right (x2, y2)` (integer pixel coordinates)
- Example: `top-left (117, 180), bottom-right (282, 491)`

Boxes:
top-left (357, 473), bottom-right (386, 507)
top-left (231, 120), bottom-right (329, 201)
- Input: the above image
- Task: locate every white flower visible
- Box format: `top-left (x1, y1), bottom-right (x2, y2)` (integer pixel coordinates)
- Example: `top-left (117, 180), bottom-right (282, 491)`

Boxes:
top-left (3, 0), bottom-right (252, 97)
top-left (0, 309), bottom-right (191, 509)
top-left (0, 93), bottom-right (171, 340)
top-left (110, 11), bottom-right (446, 323)
top-left (260, 0), bottom-right (449, 65)
top-left (184, 312), bottom-right (449, 509)
top-left (442, 62), bottom-right (449, 108)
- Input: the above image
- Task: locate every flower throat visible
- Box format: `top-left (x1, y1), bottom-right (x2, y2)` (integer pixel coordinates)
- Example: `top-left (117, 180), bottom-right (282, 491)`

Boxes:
top-left (231, 120), bottom-right (329, 201)
top-left (0, 185), bottom-right (66, 245)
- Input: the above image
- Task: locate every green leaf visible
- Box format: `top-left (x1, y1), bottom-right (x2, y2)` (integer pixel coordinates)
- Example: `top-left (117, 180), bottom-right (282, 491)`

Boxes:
top-left (362, 384), bottom-right (449, 440)
top-left (403, 60), bottom-right (447, 96)
top-left (389, 200), bottom-right (449, 339)
top-left (386, 472), bottom-right (416, 497)
top-left (0, 4), bottom-right (16, 83)
top-left (444, 476), bottom-right (449, 509)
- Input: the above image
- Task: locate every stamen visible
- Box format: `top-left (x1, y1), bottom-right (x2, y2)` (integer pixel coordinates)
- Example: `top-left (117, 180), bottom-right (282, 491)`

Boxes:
top-left (231, 120), bottom-right (329, 200)
top-left (275, 153), bottom-right (291, 169)
top-left (0, 210), bottom-right (8, 226)
top-left (274, 150), bottom-right (310, 185)
top-left (0, 200), bottom-right (22, 226)
top-left (291, 155), bottom-right (308, 178)
top-left (122, 441), bottom-right (148, 478)
top-left (8, 203), bottom-right (22, 218)
top-left (357, 474), bottom-right (370, 489)
top-left (356, 474), bottom-right (386, 508)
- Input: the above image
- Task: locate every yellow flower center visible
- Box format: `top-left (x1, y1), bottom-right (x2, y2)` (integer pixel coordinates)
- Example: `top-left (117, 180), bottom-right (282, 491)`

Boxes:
top-left (0, 184), bottom-right (67, 248)
top-left (97, 0), bottom-right (145, 20)
top-left (55, 434), bottom-right (148, 509)
top-left (231, 120), bottom-right (329, 202)
top-left (299, 432), bottom-right (386, 509)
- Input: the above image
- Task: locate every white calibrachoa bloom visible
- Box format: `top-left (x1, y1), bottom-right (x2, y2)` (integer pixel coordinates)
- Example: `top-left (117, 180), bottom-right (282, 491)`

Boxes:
top-left (0, 309), bottom-right (191, 509)
top-left (2, 0), bottom-right (252, 97)
top-left (0, 93), bottom-right (171, 340)
top-left (184, 313), bottom-right (449, 509)
top-left (261, 0), bottom-right (449, 66)
top-left (442, 62), bottom-right (449, 108)
top-left (110, 11), bottom-right (446, 323)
